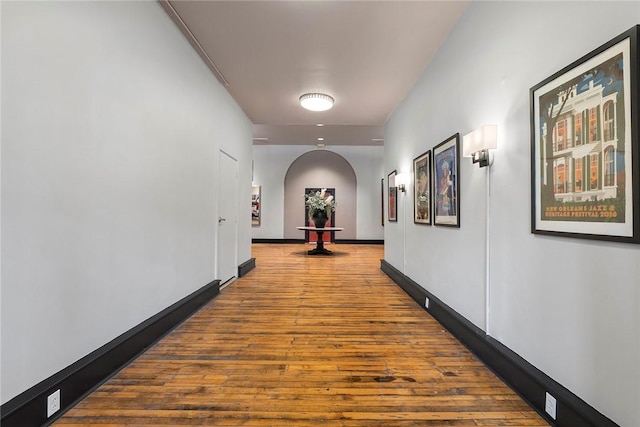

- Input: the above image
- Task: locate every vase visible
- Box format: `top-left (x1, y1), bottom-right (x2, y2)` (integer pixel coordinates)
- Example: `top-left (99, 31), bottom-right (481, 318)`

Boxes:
top-left (311, 209), bottom-right (328, 228)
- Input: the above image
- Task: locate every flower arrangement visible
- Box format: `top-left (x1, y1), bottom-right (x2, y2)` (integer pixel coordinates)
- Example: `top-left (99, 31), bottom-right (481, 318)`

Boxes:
top-left (305, 188), bottom-right (336, 218)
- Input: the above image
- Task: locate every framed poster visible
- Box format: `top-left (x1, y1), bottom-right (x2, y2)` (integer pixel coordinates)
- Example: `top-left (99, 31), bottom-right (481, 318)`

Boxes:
top-left (530, 25), bottom-right (639, 243)
top-left (413, 150), bottom-right (432, 224)
top-left (433, 134), bottom-right (460, 227)
top-left (381, 178), bottom-right (385, 226)
top-left (251, 185), bottom-right (261, 226)
top-left (388, 170), bottom-right (397, 222)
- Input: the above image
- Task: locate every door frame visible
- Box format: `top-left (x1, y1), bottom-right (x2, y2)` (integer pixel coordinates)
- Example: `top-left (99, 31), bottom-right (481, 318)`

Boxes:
top-left (216, 149), bottom-right (238, 285)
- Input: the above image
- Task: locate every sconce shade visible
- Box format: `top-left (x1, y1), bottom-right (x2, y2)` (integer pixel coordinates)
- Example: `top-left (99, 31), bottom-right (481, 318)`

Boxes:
top-left (463, 125), bottom-right (497, 157)
top-left (395, 172), bottom-right (408, 192)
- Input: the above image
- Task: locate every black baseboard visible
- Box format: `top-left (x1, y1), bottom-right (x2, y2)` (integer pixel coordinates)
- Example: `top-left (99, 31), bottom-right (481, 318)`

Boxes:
top-left (380, 259), bottom-right (618, 427)
top-left (0, 280), bottom-right (221, 427)
top-left (252, 238), bottom-right (305, 243)
top-left (252, 238), bottom-right (383, 244)
top-left (238, 258), bottom-right (256, 277)
top-left (335, 239), bottom-right (384, 244)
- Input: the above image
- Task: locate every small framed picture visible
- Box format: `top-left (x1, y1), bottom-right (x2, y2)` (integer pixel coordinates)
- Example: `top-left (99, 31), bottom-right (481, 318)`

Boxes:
top-left (251, 185), bottom-right (261, 226)
top-left (413, 150), bottom-right (432, 224)
top-left (433, 134), bottom-right (460, 227)
top-left (530, 25), bottom-right (639, 243)
top-left (388, 170), bottom-right (397, 222)
top-left (381, 178), bottom-right (385, 226)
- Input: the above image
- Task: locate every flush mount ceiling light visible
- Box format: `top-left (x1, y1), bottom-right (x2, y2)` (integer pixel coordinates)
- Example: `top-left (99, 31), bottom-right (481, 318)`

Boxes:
top-left (299, 92), bottom-right (334, 112)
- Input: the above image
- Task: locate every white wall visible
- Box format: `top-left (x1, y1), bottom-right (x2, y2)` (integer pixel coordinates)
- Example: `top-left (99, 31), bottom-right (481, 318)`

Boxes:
top-left (1, 1), bottom-right (252, 403)
top-left (385, 2), bottom-right (640, 426)
top-left (252, 145), bottom-right (384, 240)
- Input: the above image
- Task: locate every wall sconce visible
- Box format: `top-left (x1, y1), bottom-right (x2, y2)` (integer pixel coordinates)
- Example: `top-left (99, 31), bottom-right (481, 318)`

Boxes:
top-left (463, 125), bottom-right (497, 168)
top-left (395, 172), bottom-right (408, 192)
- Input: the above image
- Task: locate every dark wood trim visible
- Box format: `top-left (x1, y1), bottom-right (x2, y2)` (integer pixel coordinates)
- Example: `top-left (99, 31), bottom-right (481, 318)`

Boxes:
top-left (380, 259), bottom-right (618, 427)
top-left (335, 239), bottom-right (384, 245)
top-left (252, 239), bottom-right (383, 245)
top-left (0, 280), bottom-right (220, 427)
top-left (238, 258), bottom-right (256, 277)
top-left (252, 238), bottom-right (305, 244)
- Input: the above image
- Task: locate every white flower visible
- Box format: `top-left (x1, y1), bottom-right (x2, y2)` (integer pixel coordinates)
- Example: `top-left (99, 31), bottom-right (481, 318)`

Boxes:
top-left (305, 189), bottom-right (336, 218)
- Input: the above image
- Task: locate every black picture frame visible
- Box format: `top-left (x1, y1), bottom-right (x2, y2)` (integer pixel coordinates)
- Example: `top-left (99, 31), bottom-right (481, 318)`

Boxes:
top-left (387, 170), bottom-right (397, 222)
top-left (530, 25), bottom-right (639, 243)
top-left (433, 134), bottom-right (460, 227)
top-left (381, 178), bottom-right (385, 226)
top-left (251, 185), bottom-right (261, 226)
top-left (413, 150), bottom-right (432, 225)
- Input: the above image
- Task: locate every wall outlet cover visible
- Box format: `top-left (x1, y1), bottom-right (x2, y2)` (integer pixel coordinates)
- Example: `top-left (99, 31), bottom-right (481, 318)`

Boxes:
top-left (545, 392), bottom-right (557, 420)
top-left (47, 389), bottom-right (61, 418)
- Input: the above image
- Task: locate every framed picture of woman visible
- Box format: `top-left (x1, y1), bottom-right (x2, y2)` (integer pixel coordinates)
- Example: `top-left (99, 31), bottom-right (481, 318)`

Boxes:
top-left (413, 150), bottom-right (432, 224)
top-left (433, 134), bottom-right (460, 227)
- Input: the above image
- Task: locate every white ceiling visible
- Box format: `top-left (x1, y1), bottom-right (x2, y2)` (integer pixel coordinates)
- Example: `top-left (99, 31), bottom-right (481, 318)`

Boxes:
top-left (162, 1), bottom-right (468, 146)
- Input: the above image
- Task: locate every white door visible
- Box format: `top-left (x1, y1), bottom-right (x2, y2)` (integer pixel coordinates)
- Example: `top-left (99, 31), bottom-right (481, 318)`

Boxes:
top-left (217, 150), bottom-right (238, 285)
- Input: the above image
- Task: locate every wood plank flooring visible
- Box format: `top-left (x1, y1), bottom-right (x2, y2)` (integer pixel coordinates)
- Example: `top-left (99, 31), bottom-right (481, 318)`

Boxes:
top-left (54, 243), bottom-right (548, 426)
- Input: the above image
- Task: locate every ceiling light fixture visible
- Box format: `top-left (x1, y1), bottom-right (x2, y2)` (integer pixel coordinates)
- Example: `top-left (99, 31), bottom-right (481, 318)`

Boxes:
top-left (299, 92), bottom-right (334, 112)
top-left (317, 137), bottom-right (324, 141)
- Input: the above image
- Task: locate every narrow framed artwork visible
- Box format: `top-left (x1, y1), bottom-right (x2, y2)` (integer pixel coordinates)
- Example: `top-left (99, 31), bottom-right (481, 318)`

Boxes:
top-left (433, 134), bottom-right (460, 227)
top-left (530, 25), bottom-right (639, 243)
top-left (381, 178), bottom-right (385, 226)
top-left (413, 150), bottom-right (432, 225)
top-left (387, 170), bottom-right (397, 222)
top-left (251, 185), bottom-right (261, 226)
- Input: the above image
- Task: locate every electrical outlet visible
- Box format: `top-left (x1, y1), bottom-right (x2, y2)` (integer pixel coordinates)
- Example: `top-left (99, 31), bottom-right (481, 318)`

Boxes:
top-left (425, 297), bottom-right (430, 309)
top-left (47, 389), bottom-right (60, 418)
top-left (545, 392), bottom-right (557, 420)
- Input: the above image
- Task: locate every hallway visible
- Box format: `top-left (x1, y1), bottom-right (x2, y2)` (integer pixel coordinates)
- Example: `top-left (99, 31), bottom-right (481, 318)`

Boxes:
top-left (54, 244), bottom-right (548, 426)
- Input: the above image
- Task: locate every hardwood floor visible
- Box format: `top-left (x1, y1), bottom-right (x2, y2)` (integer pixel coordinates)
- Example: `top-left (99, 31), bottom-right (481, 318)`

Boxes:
top-left (54, 243), bottom-right (548, 426)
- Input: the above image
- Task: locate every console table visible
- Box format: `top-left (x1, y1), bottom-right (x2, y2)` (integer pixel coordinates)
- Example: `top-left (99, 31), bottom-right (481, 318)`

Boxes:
top-left (296, 226), bottom-right (344, 255)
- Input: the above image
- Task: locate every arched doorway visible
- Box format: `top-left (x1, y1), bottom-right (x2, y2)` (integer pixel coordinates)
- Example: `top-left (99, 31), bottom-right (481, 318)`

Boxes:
top-left (283, 151), bottom-right (357, 240)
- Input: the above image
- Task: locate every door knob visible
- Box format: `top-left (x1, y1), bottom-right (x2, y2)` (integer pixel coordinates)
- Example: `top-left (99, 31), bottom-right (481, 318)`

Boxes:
top-left (218, 216), bottom-right (226, 223)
